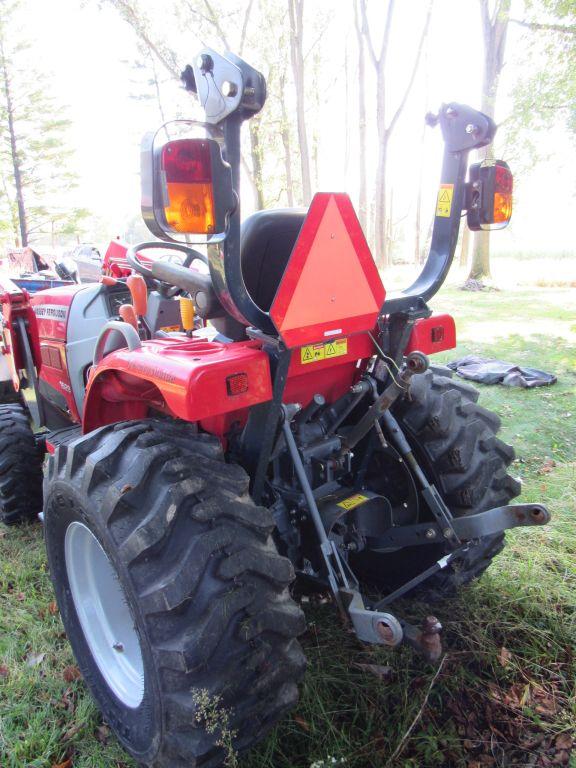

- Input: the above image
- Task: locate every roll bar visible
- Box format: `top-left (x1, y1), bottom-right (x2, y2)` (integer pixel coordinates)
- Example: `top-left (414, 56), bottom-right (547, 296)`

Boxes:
top-left (381, 103), bottom-right (496, 315)
top-left (163, 50), bottom-right (498, 331)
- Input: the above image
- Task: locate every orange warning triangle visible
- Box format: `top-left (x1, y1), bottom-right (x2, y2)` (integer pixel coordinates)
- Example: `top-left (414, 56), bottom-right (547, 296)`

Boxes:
top-left (270, 193), bottom-right (385, 348)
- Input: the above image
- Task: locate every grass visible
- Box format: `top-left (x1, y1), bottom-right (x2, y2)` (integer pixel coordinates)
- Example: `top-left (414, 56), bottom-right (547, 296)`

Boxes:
top-left (0, 283), bottom-right (575, 768)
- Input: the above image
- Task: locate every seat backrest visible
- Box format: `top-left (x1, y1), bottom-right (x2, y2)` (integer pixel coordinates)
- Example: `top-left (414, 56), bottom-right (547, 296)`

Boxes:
top-left (240, 208), bottom-right (306, 312)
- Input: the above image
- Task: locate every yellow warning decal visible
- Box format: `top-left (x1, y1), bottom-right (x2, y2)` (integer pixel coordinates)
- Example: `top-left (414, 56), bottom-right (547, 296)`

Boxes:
top-left (301, 338), bottom-right (348, 365)
top-left (337, 493), bottom-right (370, 511)
top-left (160, 325), bottom-right (181, 332)
top-left (436, 183), bottom-right (454, 218)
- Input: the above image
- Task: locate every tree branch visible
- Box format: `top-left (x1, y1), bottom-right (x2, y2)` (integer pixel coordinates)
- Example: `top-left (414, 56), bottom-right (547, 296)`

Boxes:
top-left (359, 0), bottom-right (378, 69)
top-left (106, 0), bottom-right (181, 78)
top-left (202, 0), bottom-right (231, 49)
top-left (239, 0), bottom-right (254, 55)
top-left (510, 18), bottom-right (576, 35)
top-left (379, 0), bottom-right (396, 69)
top-left (387, 0), bottom-right (433, 137)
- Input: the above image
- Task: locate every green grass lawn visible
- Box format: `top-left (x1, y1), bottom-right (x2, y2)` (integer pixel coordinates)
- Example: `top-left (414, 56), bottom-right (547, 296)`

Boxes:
top-left (0, 286), bottom-right (574, 768)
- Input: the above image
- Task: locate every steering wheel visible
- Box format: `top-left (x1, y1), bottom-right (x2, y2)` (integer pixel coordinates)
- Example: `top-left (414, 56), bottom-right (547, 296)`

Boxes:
top-left (126, 241), bottom-right (208, 298)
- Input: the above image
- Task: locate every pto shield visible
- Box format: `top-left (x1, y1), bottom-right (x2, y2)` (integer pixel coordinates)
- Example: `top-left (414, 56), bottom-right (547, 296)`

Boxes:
top-left (269, 193), bottom-right (385, 348)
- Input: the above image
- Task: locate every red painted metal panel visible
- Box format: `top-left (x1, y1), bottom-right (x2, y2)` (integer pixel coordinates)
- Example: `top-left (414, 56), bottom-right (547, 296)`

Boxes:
top-left (404, 314), bottom-right (457, 355)
top-left (30, 285), bottom-right (84, 341)
top-left (270, 193), bottom-right (385, 348)
top-left (83, 338), bottom-right (273, 432)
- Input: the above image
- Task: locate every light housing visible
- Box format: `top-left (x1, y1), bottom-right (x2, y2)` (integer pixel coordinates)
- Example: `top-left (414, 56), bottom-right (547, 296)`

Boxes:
top-left (466, 160), bottom-right (513, 231)
top-left (141, 134), bottom-right (236, 242)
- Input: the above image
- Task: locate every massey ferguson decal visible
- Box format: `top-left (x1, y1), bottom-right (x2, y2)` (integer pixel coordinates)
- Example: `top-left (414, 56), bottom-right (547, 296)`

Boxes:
top-left (33, 304), bottom-right (69, 320)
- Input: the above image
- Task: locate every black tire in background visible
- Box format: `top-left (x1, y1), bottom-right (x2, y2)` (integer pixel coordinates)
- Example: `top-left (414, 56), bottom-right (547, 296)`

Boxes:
top-left (0, 403), bottom-right (43, 525)
top-left (0, 379), bottom-right (21, 404)
top-left (353, 370), bottom-right (521, 596)
top-left (44, 419), bottom-right (306, 768)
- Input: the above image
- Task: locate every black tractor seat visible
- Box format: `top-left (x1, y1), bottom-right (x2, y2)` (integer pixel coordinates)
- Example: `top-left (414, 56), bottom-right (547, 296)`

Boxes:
top-left (212, 208), bottom-right (306, 340)
top-left (240, 208), bottom-right (306, 312)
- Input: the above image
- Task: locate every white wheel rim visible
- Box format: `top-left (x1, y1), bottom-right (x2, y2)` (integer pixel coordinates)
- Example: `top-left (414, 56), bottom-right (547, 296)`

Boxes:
top-left (64, 521), bottom-right (145, 708)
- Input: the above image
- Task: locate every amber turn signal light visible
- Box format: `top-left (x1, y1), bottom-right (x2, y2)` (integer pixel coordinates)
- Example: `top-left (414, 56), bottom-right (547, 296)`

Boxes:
top-left (141, 132), bottom-right (236, 242)
top-left (466, 160), bottom-right (513, 231)
top-left (161, 140), bottom-right (215, 235)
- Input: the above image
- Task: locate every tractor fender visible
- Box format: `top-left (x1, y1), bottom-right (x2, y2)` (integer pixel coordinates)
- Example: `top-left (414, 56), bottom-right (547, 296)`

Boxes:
top-left (82, 336), bottom-right (273, 434)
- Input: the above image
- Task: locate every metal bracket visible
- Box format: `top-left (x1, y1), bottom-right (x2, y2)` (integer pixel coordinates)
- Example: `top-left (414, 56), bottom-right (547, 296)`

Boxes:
top-left (380, 409), bottom-right (461, 544)
top-left (340, 589), bottom-right (403, 647)
top-left (368, 503), bottom-right (551, 551)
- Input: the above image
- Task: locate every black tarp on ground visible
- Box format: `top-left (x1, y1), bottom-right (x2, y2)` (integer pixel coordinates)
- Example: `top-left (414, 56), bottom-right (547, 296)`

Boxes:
top-left (447, 355), bottom-right (557, 388)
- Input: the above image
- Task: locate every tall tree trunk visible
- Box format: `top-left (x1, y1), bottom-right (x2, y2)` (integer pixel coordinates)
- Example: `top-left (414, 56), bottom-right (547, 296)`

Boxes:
top-left (469, 0), bottom-right (511, 281)
top-left (374, 128), bottom-right (388, 266)
top-left (249, 118), bottom-right (265, 210)
top-left (353, 0), bottom-right (368, 235)
top-left (279, 72), bottom-right (295, 207)
top-left (149, 53), bottom-right (166, 124)
top-left (460, 223), bottom-right (471, 267)
top-left (360, 0), bottom-right (432, 269)
top-left (0, 41), bottom-right (27, 246)
top-left (288, 0), bottom-right (312, 205)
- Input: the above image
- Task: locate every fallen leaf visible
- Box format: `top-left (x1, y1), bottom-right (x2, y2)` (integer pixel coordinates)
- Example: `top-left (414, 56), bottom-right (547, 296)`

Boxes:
top-left (352, 662), bottom-right (393, 680)
top-left (63, 665), bottom-right (81, 683)
top-left (555, 733), bottom-right (572, 751)
top-left (63, 723), bottom-right (81, 741)
top-left (60, 687), bottom-right (76, 712)
top-left (48, 601), bottom-right (58, 615)
top-left (498, 646), bottom-right (512, 667)
top-left (16, 591), bottom-right (25, 601)
top-left (52, 760), bottom-right (72, 768)
top-left (553, 750), bottom-right (570, 765)
top-left (532, 684), bottom-right (558, 716)
top-left (95, 724), bottom-right (110, 743)
top-left (538, 458), bottom-right (556, 475)
top-left (0, 665), bottom-right (8, 678)
top-left (293, 715), bottom-right (310, 731)
top-left (25, 652), bottom-right (46, 667)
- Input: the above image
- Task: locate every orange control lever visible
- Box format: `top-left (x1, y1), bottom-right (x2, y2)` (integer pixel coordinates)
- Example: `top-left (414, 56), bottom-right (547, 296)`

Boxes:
top-left (126, 274), bottom-right (148, 316)
top-left (119, 304), bottom-right (138, 330)
top-left (101, 275), bottom-right (118, 286)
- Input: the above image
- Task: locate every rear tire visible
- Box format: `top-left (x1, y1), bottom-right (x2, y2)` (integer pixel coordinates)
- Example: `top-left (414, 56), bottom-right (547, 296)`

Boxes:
top-left (0, 403), bottom-right (43, 525)
top-left (354, 370), bottom-right (521, 596)
top-left (44, 419), bottom-right (306, 768)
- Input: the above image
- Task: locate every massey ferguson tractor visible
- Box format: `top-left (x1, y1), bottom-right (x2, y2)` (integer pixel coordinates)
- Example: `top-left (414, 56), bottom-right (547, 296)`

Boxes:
top-left (0, 49), bottom-right (550, 767)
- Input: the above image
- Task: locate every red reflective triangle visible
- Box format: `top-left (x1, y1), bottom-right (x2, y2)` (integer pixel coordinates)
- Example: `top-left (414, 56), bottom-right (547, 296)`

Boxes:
top-left (270, 193), bottom-right (385, 348)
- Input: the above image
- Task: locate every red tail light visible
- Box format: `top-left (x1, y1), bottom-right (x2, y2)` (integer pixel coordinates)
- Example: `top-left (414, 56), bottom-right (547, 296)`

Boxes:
top-left (141, 131), bottom-right (236, 241)
top-left (161, 140), bottom-right (216, 234)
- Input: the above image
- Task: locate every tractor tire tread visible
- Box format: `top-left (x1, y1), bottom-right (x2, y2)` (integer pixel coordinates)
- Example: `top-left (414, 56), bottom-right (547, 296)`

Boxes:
top-left (0, 403), bottom-right (43, 525)
top-left (45, 419), bottom-right (306, 768)
top-left (394, 370), bottom-right (520, 593)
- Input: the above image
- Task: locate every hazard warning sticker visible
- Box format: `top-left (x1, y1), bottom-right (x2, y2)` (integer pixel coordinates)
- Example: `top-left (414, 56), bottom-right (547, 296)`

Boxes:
top-left (436, 183), bottom-right (454, 217)
top-left (337, 493), bottom-right (369, 511)
top-left (300, 338), bottom-right (348, 364)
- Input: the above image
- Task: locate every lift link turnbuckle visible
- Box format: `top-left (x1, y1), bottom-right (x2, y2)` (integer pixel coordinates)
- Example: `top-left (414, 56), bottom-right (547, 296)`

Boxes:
top-left (343, 351), bottom-right (429, 452)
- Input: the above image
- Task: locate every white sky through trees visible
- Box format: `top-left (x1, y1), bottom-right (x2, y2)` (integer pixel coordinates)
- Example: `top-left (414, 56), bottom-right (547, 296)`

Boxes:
top-left (21, 0), bottom-right (575, 255)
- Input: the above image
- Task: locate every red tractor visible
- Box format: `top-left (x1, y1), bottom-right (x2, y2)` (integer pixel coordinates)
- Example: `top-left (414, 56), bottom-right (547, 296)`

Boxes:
top-left (0, 49), bottom-right (549, 767)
